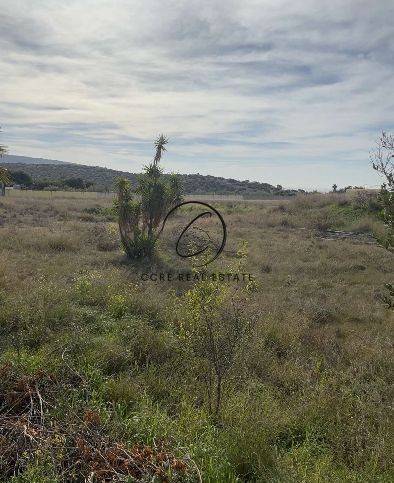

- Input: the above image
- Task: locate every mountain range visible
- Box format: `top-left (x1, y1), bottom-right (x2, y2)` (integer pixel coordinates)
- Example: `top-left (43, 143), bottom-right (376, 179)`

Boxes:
top-left (2, 154), bottom-right (68, 165)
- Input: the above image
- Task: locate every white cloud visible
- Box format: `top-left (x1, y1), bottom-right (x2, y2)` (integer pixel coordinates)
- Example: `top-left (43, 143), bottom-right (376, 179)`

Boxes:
top-left (0, 0), bottom-right (393, 189)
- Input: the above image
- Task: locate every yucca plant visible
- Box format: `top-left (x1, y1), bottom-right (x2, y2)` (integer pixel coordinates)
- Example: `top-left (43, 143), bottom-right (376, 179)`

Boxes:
top-left (115, 135), bottom-right (183, 259)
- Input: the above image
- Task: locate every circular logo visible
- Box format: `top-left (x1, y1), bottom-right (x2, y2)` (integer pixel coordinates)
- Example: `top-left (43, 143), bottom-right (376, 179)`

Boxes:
top-left (159, 201), bottom-right (227, 266)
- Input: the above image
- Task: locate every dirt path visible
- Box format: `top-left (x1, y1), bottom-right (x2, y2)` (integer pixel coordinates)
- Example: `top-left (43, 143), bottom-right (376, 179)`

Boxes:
top-left (317, 229), bottom-right (378, 244)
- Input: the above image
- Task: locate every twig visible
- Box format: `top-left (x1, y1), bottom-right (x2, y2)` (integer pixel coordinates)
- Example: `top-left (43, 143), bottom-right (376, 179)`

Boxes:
top-left (35, 384), bottom-right (45, 424)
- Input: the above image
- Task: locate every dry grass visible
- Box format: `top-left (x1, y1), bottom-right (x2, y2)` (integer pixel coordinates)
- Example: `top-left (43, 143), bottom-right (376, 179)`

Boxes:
top-left (0, 191), bottom-right (392, 482)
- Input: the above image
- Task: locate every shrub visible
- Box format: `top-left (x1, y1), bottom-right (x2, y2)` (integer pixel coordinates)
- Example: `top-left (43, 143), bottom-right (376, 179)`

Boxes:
top-left (376, 283), bottom-right (394, 309)
top-left (107, 294), bottom-right (128, 319)
top-left (73, 273), bottom-right (109, 307)
top-left (173, 246), bottom-right (256, 419)
top-left (104, 376), bottom-right (139, 408)
top-left (47, 233), bottom-right (79, 252)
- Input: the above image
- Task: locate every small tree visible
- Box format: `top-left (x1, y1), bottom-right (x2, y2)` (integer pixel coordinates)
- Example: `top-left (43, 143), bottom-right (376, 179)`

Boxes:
top-left (61, 177), bottom-right (94, 190)
top-left (371, 131), bottom-right (394, 248)
top-left (9, 170), bottom-right (33, 187)
top-left (332, 183), bottom-right (338, 193)
top-left (181, 280), bottom-right (251, 419)
top-left (116, 135), bottom-right (183, 259)
top-left (173, 245), bottom-right (256, 420)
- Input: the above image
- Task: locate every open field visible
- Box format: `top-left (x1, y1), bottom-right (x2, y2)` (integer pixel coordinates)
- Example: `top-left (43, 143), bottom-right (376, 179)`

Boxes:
top-left (5, 188), bottom-right (115, 200)
top-left (5, 189), bottom-right (290, 203)
top-left (0, 191), bottom-right (393, 482)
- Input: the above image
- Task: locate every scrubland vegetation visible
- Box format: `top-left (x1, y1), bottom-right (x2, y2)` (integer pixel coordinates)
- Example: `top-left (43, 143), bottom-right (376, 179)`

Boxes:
top-left (2, 160), bottom-right (300, 197)
top-left (0, 188), bottom-right (392, 482)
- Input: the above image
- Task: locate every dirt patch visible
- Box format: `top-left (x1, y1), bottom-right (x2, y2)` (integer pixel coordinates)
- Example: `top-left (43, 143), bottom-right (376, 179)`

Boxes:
top-left (316, 230), bottom-right (378, 245)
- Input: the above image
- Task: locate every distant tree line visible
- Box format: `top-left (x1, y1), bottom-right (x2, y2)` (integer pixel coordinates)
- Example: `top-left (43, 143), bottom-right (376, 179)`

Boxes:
top-left (331, 184), bottom-right (371, 193)
top-left (6, 171), bottom-right (94, 191)
top-left (3, 166), bottom-right (309, 197)
top-left (1, 163), bottom-right (303, 196)
top-left (0, 126), bottom-right (9, 196)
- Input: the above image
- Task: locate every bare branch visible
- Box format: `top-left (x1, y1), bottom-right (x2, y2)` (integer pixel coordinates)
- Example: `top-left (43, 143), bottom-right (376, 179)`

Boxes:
top-left (370, 131), bottom-right (394, 188)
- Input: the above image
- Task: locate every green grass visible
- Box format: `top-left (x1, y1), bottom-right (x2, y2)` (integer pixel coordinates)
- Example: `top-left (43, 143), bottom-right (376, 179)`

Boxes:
top-left (0, 191), bottom-right (392, 482)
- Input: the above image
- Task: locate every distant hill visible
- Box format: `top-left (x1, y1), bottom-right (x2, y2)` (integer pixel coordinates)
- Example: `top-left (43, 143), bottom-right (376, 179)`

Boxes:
top-left (2, 154), bottom-right (68, 165)
top-left (1, 155), bottom-right (297, 196)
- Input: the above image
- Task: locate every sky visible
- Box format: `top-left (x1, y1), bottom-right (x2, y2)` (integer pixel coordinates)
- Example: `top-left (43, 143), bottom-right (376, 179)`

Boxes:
top-left (1, 0), bottom-right (393, 190)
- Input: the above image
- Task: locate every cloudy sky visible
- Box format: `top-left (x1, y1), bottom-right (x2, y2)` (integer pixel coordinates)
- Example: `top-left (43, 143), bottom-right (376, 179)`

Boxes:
top-left (1, 0), bottom-right (393, 189)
